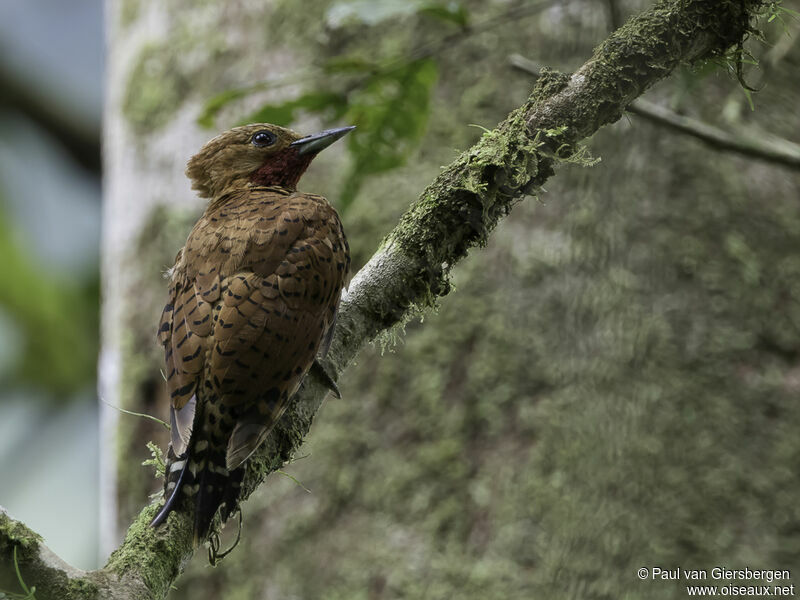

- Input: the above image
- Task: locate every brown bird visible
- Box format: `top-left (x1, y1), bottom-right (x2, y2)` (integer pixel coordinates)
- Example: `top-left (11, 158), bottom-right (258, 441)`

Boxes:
top-left (150, 123), bottom-right (352, 541)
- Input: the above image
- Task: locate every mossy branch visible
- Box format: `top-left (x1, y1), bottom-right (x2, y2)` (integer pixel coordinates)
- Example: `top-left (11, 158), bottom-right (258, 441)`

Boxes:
top-left (510, 53), bottom-right (800, 170)
top-left (0, 0), bottom-right (761, 597)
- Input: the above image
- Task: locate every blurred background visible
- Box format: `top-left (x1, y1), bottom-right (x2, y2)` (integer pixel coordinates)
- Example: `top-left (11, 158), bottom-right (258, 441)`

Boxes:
top-left (2, 0), bottom-right (800, 597)
top-left (0, 0), bottom-right (102, 570)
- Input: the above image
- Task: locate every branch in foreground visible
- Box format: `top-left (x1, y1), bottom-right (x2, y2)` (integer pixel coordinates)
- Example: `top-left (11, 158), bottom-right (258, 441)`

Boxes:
top-left (510, 52), bottom-right (800, 170)
top-left (0, 1), bottom-right (760, 598)
top-left (0, 507), bottom-right (120, 599)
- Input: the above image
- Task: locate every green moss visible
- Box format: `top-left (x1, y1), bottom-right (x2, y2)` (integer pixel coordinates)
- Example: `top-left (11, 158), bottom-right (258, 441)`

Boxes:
top-left (381, 89), bottom-right (552, 313)
top-left (269, 0), bottom-right (335, 47)
top-left (119, 0), bottom-right (140, 28)
top-left (532, 67), bottom-right (570, 99)
top-left (1, 513), bottom-right (104, 600)
top-left (66, 578), bottom-right (100, 600)
top-left (123, 0), bottom-right (270, 134)
top-left (0, 512), bottom-right (42, 555)
top-left (106, 508), bottom-right (193, 599)
top-left (123, 43), bottom-right (191, 135)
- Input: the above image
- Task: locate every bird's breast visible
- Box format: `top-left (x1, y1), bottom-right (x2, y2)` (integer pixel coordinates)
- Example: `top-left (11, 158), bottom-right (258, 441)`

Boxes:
top-left (180, 190), bottom-right (338, 284)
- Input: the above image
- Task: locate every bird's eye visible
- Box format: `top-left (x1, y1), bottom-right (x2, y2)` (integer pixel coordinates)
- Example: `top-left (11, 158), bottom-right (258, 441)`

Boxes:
top-left (251, 130), bottom-right (277, 147)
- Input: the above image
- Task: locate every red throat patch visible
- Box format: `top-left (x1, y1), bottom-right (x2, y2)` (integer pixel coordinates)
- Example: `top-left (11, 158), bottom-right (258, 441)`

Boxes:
top-left (250, 147), bottom-right (314, 189)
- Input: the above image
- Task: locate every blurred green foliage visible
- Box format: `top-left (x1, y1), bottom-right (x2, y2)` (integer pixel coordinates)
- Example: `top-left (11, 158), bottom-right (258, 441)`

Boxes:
top-left (417, 2), bottom-right (470, 28)
top-left (204, 57), bottom-right (437, 210)
top-left (240, 91), bottom-right (348, 128)
top-left (0, 197), bottom-right (98, 397)
top-left (197, 2), bottom-right (459, 211)
top-left (340, 58), bottom-right (437, 208)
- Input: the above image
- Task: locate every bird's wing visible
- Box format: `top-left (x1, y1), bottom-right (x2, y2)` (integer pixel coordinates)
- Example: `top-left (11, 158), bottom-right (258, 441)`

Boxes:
top-left (158, 254), bottom-right (219, 455)
top-left (212, 192), bottom-right (349, 470)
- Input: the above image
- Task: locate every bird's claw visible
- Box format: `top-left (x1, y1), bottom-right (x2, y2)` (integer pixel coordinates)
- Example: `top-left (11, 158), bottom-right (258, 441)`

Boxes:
top-left (310, 358), bottom-right (341, 399)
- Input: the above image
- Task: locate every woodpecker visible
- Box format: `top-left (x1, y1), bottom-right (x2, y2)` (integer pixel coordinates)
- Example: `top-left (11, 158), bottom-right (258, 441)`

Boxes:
top-left (150, 123), bottom-right (352, 541)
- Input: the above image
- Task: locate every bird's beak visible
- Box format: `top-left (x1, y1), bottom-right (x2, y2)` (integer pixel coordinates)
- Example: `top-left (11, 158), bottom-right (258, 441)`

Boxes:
top-left (290, 126), bottom-right (356, 156)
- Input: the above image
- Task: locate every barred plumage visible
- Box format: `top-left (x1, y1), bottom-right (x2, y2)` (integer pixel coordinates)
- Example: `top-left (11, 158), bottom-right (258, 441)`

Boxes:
top-left (150, 124), bottom-right (352, 541)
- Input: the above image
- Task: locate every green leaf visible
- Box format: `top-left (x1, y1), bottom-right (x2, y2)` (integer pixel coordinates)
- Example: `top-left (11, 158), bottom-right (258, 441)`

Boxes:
top-left (197, 87), bottom-right (254, 129)
top-left (239, 92), bottom-right (348, 127)
top-left (340, 58), bottom-right (438, 210)
top-left (13, 546), bottom-right (33, 598)
top-left (419, 2), bottom-right (469, 28)
top-left (743, 88), bottom-right (755, 112)
top-left (277, 469), bottom-right (313, 493)
top-left (198, 78), bottom-right (328, 129)
top-left (321, 56), bottom-right (379, 74)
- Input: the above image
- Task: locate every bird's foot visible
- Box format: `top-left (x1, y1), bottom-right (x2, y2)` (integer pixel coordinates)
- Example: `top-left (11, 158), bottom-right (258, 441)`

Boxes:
top-left (310, 358), bottom-right (341, 399)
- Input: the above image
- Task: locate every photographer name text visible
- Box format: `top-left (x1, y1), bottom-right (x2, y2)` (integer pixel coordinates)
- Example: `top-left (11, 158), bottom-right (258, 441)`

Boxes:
top-left (640, 567), bottom-right (791, 583)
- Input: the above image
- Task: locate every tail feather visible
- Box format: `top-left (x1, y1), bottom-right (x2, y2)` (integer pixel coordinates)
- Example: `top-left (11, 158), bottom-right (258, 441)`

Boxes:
top-left (149, 446), bottom-right (190, 528)
top-left (192, 442), bottom-right (243, 542)
top-left (150, 437), bottom-right (243, 542)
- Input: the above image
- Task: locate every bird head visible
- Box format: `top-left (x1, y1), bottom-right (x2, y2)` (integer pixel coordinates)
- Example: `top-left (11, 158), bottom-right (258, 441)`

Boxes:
top-left (186, 123), bottom-right (355, 199)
